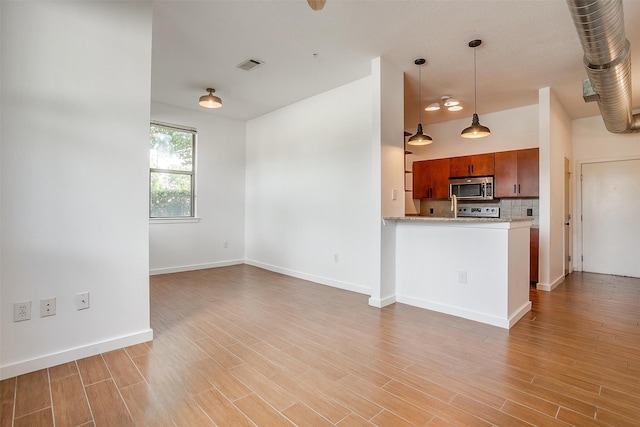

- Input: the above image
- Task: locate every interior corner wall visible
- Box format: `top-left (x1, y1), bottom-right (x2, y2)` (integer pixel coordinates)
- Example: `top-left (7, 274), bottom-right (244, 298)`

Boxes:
top-left (149, 102), bottom-right (246, 274)
top-left (572, 115), bottom-right (640, 272)
top-left (244, 77), bottom-right (376, 295)
top-left (1, 1), bottom-right (153, 379)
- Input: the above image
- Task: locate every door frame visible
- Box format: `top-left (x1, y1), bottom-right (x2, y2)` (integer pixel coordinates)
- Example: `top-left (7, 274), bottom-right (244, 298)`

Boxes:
top-left (576, 155), bottom-right (640, 273)
top-left (564, 157), bottom-right (571, 276)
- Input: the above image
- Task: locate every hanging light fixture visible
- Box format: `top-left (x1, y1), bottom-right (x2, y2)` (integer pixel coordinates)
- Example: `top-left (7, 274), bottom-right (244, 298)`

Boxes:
top-left (461, 40), bottom-right (491, 139)
top-left (407, 58), bottom-right (433, 146)
top-left (198, 88), bottom-right (222, 109)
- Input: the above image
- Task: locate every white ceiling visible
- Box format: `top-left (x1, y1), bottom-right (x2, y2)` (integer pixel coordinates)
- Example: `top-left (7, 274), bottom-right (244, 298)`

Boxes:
top-left (151, 0), bottom-right (640, 131)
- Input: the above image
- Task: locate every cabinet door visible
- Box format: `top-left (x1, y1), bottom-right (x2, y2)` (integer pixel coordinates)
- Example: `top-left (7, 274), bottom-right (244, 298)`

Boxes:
top-left (431, 158), bottom-right (451, 199)
top-left (517, 148), bottom-right (539, 197)
top-left (449, 156), bottom-right (471, 177)
top-left (412, 160), bottom-right (431, 199)
top-left (470, 153), bottom-right (495, 176)
top-left (494, 150), bottom-right (518, 197)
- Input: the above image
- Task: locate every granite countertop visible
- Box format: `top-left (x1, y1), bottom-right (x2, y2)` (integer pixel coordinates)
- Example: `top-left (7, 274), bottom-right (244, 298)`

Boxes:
top-left (384, 216), bottom-right (533, 223)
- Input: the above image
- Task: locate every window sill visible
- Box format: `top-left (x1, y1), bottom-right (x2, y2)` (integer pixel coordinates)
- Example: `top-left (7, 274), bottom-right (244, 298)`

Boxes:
top-left (150, 217), bottom-right (201, 224)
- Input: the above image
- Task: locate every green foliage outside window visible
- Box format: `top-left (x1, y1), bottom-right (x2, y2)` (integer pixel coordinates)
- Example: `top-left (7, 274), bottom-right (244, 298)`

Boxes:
top-left (149, 124), bottom-right (195, 217)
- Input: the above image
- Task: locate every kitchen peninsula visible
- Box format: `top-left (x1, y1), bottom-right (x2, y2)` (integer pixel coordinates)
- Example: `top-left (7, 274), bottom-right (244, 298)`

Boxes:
top-left (376, 216), bottom-right (532, 329)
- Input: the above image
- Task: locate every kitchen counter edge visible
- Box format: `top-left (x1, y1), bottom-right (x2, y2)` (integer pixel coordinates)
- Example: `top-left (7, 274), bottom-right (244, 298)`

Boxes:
top-left (384, 216), bottom-right (533, 224)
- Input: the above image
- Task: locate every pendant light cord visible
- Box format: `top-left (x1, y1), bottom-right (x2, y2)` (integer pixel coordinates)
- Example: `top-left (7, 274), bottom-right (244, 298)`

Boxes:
top-left (473, 45), bottom-right (477, 114)
top-left (418, 63), bottom-right (422, 123)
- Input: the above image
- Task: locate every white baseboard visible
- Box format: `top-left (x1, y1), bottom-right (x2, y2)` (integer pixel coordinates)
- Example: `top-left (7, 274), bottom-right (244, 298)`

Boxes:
top-left (537, 274), bottom-right (565, 292)
top-left (369, 295), bottom-right (396, 308)
top-left (149, 259), bottom-right (244, 275)
top-left (0, 329), bottom-right (153, 380)
top-left (396, 295), bottom-right (526, 329)
top-left (244, 259), bottom-right (371, 295)
top-left (508, 301), bottom-right (533, 328)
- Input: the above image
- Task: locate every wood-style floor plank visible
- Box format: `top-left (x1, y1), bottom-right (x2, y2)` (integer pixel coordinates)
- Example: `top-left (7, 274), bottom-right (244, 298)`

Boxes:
top-left (84, 379), bottom-right (134, 426)
top-left (50, 372), bottom-right (92, 427)
top-left (2, 266), bottom-right (638, 426)
top-left (14, 369), bottom-right (50, 418)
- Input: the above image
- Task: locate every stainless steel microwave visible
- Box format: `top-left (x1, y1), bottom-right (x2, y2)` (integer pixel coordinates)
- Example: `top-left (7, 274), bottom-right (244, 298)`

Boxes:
top-left (449, 176), bottom-right (494, 200)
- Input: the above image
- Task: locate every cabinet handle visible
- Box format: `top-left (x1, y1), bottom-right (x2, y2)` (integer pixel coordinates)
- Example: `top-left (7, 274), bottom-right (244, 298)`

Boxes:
top-left (471, 164), bottom-right (474, 174)
top-left (518, 184), bottom-right (521, 194)
top-left (514, 184), bottom-right (517, 194)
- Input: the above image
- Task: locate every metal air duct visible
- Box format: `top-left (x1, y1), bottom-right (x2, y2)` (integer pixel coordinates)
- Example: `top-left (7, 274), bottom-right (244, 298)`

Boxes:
top-left (566, 0), bottom-right (640, 133)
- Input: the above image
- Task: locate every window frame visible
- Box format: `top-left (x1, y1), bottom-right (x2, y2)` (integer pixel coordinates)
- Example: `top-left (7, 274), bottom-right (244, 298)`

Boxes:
top-left (149, 121), bottom-right (197, 219)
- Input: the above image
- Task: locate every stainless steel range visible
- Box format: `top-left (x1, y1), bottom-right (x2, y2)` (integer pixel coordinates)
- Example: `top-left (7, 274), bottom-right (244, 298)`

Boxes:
top-left (457, 205), bottom-right (500, 218)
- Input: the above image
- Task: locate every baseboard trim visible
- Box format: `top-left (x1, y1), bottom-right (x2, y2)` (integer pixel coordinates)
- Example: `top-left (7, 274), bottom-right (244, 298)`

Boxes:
top-left (244, 259), bottom-right (370, 295)
top-left (537, 274), bottom-right (566, 292)
top-left (369, 295), bottom-right (396, 308)
top-left (508, 301), bottom-right (533, 328)
top-left (0, 329), bottom-right (153, 380)
top-left (149, 260), bottom-right (244, 276)
top-left (396, 295), bottom-right (522, 329)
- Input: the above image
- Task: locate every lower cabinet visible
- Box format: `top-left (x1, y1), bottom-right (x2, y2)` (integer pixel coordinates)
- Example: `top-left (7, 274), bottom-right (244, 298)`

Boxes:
top-left (530, 228), bottom-right (539, 284)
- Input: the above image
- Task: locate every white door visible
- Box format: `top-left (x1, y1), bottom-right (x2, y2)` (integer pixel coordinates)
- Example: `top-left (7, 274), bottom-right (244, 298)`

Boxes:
top-left (582, 159), bottom-right (640, 277)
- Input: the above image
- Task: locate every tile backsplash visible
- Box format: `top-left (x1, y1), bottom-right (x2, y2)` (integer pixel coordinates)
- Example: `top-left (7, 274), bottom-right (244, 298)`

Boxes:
top-left (418, 198), bottom-right (540, 227)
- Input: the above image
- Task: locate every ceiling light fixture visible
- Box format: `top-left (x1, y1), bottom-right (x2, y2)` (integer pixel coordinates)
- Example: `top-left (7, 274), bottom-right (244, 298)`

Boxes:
top-left (407, 58), bottom-right (433, 146)
top-left (198, 88), bottom-right (222, 109)
top-left (461, 40), bottom-right (490, 139)
top-left (425, 95), bottom-right (463, 112)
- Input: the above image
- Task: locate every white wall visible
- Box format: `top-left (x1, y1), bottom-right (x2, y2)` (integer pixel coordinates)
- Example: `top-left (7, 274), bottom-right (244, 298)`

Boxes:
top-left (572, 115), bottom-right (640, 273)
top-left (411, 104), bottom-right (539, 161)
top-left (149, 103), bottom-right (246, 274)
top-left (373, 57), bottom-right (404, 306)
top-left (538, 88), bottom-right (573, 291)
top-left (245, 76), bottom-right (377, 295)
top-left (1, 1), bottom-right (153, 379)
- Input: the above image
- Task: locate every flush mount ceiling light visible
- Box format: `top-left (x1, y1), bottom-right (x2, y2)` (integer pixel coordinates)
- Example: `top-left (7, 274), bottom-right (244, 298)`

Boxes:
top-left (198, 88), bottom-right (222, 109)
top-left (461, 39), bottom-right (491, 139)
top-left (425, 95), bottom-right (463, 112)
top-left (407, 58), bottom-right (433, 146)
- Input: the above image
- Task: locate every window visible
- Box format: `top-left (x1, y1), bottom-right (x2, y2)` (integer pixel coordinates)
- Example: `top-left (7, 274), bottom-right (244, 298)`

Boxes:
top-left (149, 122), bottom-right (196, 218)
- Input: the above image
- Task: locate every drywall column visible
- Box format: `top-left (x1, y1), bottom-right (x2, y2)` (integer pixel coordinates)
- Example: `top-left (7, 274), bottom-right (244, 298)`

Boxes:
top-left (1, 1), bottom-right (153, 379)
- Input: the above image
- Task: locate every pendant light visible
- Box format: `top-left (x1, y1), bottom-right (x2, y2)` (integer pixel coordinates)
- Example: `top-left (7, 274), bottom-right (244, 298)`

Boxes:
top-left (461, 40), bottom-right (490, 139)
top-left (407, 58), bottom-right (433, 146)
top-left (199, 88), bottom-right (222, 109)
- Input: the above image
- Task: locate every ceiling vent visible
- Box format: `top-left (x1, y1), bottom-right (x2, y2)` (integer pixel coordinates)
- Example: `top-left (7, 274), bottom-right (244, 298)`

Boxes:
top-left (236, 58), bottom-right (264, 71)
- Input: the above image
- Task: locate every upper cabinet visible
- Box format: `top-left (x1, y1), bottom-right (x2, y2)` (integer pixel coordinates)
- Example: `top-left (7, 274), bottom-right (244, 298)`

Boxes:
top-left (494, 148), bottom-right (539, 197)
top-left (413, 158), bottom-right (450, 199)
top-left (449, 153), bottom-right (495, 177)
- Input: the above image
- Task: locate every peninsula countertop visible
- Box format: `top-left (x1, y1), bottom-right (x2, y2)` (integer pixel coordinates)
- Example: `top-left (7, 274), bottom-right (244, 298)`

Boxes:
top-left (383, 215), bottom-right (533, 224)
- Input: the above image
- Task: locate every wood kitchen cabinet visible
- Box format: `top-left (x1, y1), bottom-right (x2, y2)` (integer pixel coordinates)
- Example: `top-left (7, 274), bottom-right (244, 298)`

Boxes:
top-left (530, 228), bottom-right (539, 284)
top-left (494, 148), bottom-right (539, 197)
top-left (412, 158), bottom-right (450, 199)
top-left (449, 153), bottom-right (495, 177)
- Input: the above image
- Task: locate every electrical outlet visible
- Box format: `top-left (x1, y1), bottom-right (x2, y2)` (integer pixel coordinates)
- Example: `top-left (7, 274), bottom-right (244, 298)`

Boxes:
top-left (458, 271), bottom-right (468, 284)
top-left (76, 292), bottom-right (90, 310)
top-left (40, 297), bottom-right (56, 317)
top-left (334, 253), bottom-right (339, 263)
top-left (224, 241), bottom-right (229, 248)
top-left (13, 301), bottom-right (31, 322)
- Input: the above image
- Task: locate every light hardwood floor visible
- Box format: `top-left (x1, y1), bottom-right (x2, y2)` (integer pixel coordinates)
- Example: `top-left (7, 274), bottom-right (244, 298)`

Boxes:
top-left (1, 266), bottom-right (638, 426)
